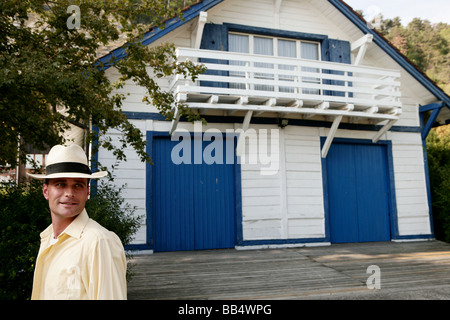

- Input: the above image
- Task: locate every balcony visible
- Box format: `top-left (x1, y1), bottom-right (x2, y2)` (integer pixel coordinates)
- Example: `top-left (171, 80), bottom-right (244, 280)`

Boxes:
top-left (169, 47), bottom-right (402, 152)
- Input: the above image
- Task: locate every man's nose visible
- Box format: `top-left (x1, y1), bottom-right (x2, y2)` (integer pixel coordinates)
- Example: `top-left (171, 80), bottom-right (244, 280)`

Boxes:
top-left (64, 187), bottom-right (76, 197)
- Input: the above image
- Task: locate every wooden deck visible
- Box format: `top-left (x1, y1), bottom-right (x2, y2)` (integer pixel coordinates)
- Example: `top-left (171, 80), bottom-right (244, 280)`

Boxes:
top-left (127, 241), bottom-right (450, 300)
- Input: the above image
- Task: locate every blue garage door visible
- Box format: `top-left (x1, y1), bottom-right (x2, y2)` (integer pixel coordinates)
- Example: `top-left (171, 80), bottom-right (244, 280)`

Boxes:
top-left (152, 136), bottom-right (236, 252)
top-left (326, 142), bottom-right (391, 243)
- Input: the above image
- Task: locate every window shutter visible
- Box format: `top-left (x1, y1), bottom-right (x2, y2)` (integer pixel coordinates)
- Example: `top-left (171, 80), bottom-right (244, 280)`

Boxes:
top-left (321, 39), bottom-right (352, 97)
top-left (199, 24), bottom-right (229, 88)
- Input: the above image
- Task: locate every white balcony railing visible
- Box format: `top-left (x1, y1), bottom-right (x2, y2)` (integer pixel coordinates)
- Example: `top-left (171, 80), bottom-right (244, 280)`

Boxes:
top-left (170, 47), bottom-right (402, 123)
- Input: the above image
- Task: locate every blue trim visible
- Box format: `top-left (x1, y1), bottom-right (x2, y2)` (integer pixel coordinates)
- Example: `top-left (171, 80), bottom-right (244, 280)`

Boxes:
top-left (145, 130), bottom-right (156, 250)
top-left (238, 237), bottom-right (329, 247)
top-left (122, 111), bottom-right (422, 133)
top-left (419, 112), bottom-right (436, 238)
top-left (125, 243), bottom-right (153, 251)
top-left (98, 0), bottom-right (225, 70)
top-left (89, 125), bottom-right (100, 196)
top-left (328, 0), bottom-right (450, 107)
top-left (419, 102), bottom-right (446, 139)
top-left (393, 234), bottom-right (435, 241)
top-left (224, 23), bottom-right (328, 42)
top-left (421, 108), bottom-right (441, 140)
top-left (320, 137), bottom-right (399, 242)
top-left (419, 102), bottom-right (445, 113)
top-left (233, 135), bottom-right (244, 246)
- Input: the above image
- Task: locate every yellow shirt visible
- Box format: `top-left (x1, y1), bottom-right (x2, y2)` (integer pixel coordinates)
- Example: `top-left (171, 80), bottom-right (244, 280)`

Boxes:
top-left (31, 209), bottom-right (127, 300)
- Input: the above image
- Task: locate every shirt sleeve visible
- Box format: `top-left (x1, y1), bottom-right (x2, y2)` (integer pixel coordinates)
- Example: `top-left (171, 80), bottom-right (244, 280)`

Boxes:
top-left (87, 235), bottom-right (127, 300)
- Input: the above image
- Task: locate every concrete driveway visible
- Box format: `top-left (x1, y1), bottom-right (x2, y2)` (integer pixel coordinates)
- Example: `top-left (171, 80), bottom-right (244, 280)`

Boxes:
top-left (127, 240), bottom-right (450, 300)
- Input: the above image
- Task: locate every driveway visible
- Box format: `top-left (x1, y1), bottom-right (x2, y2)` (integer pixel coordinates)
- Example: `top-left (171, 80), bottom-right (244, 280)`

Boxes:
top-left (127, 240), bottom-right (450, 300)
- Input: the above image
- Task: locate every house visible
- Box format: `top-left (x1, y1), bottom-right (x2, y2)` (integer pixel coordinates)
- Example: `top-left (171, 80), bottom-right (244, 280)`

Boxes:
top-left (98, 0), bottom-right (450, 252)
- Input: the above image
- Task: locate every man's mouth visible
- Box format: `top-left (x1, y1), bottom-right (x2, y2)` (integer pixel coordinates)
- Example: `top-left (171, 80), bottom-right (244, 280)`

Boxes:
top-left (60, 202), bottom-right (79, 206)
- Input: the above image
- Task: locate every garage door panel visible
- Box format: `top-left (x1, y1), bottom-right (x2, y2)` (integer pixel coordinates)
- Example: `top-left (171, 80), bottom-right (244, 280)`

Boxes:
top-left (327, 142), bottom-right (391, 243)
top-left (153, 138), bottom-right (195, 251)
top-left (327, 143), bottom-right (359, 243)
top-left (153, 136), bottom-right (236, 252)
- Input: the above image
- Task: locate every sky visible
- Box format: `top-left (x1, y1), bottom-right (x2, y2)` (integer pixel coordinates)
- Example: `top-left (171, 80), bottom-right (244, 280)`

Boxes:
top-left (344, 0), bottom-right (450, 25)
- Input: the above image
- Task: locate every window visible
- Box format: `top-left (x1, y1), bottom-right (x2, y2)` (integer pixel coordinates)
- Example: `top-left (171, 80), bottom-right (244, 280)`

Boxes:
top-left (228, 33), bottom-right (320, 95)
top-left (228, 34), bottom-right (249, 90)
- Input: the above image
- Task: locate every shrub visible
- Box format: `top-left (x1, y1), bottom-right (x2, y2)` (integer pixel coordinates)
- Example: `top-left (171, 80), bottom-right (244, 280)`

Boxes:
top-left (0, 180), bottom-right (50, 300)
top-left (427, 125), bottom-right (450, 242)
top-left (0, 179), bottom-right (142, 300)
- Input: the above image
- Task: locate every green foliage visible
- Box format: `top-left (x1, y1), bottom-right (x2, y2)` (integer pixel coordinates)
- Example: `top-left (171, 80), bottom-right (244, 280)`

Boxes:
top-left (0, 0), bottom-right (205, 169)
top-left (0, 180), bottom-right (50, 300)
top-left (426, 125), bottom-right (450, 242)
top-left (85, 180), bottom-right (143, 256)
top-left (0, 179), bottom-right (142, 300)
top-left (375, 16), bottom-right (450, 95)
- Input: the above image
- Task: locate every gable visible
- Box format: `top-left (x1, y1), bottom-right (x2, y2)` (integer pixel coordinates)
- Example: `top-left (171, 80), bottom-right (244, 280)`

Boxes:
top-left (100, 0), bottom-right (449, 115)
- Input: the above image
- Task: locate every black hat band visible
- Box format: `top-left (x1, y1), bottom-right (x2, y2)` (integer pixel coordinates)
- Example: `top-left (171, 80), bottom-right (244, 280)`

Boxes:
top-left (46, 162), bottom-right (92, 175)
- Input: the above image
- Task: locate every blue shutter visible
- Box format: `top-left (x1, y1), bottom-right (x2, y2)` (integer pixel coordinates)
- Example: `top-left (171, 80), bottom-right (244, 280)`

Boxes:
top-left (322, 39), bottom-right (352, 97)
top-left (199, 24), bottom-right (229, 88)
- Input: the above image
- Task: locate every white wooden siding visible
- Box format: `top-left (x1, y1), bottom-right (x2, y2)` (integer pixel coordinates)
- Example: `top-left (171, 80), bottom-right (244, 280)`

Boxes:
top-left (97, 119), bottom-right (147, 244)
top-left (240, 125), bottom-right (325, 241)
top-left (389, 131), bottom-right (431, 236)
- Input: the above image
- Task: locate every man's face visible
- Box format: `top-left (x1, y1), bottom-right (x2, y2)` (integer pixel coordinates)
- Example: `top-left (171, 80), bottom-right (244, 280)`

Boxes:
top-left (43, 178), bottom-right (89, 221)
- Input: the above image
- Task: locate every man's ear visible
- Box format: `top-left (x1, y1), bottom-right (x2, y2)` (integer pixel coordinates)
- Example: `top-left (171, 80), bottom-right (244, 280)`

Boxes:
top-left (42, 183), bottom-right (49, 200)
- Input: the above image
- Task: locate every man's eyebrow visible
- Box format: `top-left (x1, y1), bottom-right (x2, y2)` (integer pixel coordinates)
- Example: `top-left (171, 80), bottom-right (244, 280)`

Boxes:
top-left (50, 179), bottom-right (68, 184)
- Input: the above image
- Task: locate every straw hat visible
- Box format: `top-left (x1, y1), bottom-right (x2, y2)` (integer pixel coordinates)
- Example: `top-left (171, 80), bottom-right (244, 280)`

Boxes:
top-left (27, 144), bottom-right (108, 180)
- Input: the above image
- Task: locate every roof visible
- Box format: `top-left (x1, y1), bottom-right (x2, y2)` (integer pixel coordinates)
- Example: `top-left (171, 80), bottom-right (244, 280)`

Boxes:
top-left (98, 0), bottom-right (450, 109)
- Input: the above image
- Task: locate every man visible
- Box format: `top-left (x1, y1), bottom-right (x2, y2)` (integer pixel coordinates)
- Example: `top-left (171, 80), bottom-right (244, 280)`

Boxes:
top-left (27, 144), bottom-right (127, 300)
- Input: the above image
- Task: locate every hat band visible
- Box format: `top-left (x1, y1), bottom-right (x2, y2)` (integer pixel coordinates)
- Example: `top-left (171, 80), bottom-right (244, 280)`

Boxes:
top-left (46, 162), bottom-right (92, 176)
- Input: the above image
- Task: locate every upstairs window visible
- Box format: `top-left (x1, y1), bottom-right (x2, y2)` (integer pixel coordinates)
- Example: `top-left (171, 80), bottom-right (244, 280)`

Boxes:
top-left (228, 33), bottom-right (320, 94)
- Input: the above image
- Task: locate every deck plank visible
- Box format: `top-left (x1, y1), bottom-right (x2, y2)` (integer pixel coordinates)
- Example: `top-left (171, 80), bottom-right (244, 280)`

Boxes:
top-left (127, 241), bottom-right (450, 300)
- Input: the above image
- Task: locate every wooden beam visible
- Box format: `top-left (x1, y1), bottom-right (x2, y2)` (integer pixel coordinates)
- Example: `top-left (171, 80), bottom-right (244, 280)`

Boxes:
top-left (321, 115), bottom-right (343, 158)
top-left (193, 11), bottom-right (207, 49)
top-left (207, 95), bottom-right (219, 104)
top-left (236, 110), bottom-right (253, 157)
top-left (169, 93), bottom-right (187, 135)
top-left (351, 34), bottom-right (373, 51)
top-left (265, 98), bottom-right (276, 107)
top-left (351, 34), bottom-right (373, 66)
top-left (372, 119), bottom-right (397, 143)
top-left (274, 0), bottom-right (283, 28)
top-left (169, 107), bottom-right (181, 135)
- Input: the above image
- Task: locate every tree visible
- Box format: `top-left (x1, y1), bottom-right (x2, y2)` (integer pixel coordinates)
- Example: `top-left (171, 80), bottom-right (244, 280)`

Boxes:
top-left (426, 125), bottom-right (450, 242)
top-left (374, 15), bottom-right (450, 95)
top-left (0, 0), bottom-right (205, 171)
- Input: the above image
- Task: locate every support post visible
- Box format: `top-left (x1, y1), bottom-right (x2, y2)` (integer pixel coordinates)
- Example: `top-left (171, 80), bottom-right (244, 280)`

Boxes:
top-left (236, 110), bottom-right (253, 157)
top-left (321, 115), bottom-right (343, 158)
top-left (351, 34), bottom-right (373, 66)
top-left (372, 119), bottom-right (397, 143)
top-left (193, 11), bottom-right (208, 49)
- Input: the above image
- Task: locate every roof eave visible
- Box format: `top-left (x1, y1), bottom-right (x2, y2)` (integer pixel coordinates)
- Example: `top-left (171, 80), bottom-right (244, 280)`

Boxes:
top-left (97, 0), bottom-right (224, 69)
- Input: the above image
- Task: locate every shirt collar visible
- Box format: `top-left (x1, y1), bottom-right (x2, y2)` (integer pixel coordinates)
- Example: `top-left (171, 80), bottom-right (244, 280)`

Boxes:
top-left (63, 209), bottom-right (90, 239)
top-left (40, 209), bottom-right (90, 241)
